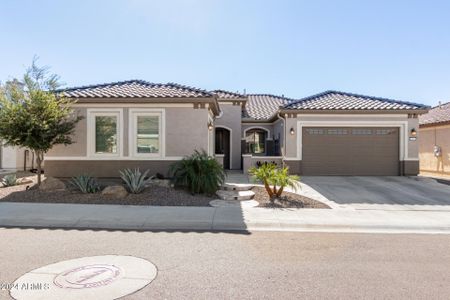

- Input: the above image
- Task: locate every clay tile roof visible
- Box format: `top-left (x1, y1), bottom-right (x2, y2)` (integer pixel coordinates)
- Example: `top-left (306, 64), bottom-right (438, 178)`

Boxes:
top-left (212, 90), bottom-right (246, 100)
top-left (284, 90), bottom-right (428, 111)
top-left (244, 94), bottom-right (295, 120)
top-left (419, 102), bottom-right (450, 126)
top-left (60, 80), bottom-right (213, 98)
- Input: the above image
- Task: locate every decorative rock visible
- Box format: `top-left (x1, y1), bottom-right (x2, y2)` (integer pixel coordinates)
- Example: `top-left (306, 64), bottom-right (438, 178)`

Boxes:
top-left (217, 190), bottom-right (255, 201)
top-left (102, 185), bottom-right (128, 198)
top-left (149, 178), bottom-right (173, 188)
top-left (18, 178), bottom-right (33, 185)
top-left (221, 183), bottom-right (254, 191)
top-left (39, 177), bottom-right (66, 191)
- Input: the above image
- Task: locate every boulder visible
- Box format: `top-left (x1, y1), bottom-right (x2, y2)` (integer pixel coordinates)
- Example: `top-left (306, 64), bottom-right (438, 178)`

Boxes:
top-left (39, 177), bottom-right (66, 191)
top-left (102, 185), bottom-right (128, 198)
top-left (149, 179), bottom-right (173, 188)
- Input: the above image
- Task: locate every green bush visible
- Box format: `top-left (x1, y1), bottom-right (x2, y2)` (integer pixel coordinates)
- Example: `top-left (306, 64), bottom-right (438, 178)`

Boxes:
top-left (169, 150), bottom-right (226, 195)
top-left (70, 175), bottom-right (100, 193)
top-left (1, 174), bottom-right (18, 187)
top-left (119, 168), bottom-right (152, 194)
top-left (249, 163), bottom-right (300, 203)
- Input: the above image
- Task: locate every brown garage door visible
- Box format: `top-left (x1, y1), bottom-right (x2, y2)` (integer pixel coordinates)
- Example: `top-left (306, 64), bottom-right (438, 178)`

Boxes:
top-left (302, 127), bottom-right (399, 175)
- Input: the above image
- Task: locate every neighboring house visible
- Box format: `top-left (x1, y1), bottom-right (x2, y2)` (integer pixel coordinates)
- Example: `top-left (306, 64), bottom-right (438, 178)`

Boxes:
top-left (44, 80), bottom-right (428, 177)
top-left (419, 102), bottom-right (450, 177)
top-left (0, 144), bottom-right (34, 172)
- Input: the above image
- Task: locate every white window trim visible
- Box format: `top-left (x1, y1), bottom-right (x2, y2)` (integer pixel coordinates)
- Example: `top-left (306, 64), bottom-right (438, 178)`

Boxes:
top-left (87, 108), bottom-right (123, 158)
top-left (243, 126), bottom-right (271, 138)
top-left (129, 108), bottom-right (165, 159)
top-left (243, 127), bottom-right (269, 156)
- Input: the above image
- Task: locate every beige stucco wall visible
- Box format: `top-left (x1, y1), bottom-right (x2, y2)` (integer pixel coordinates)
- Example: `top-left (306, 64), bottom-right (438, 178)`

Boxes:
top-left (46, 105), bottom-right (210, 158)
top-left (284, 114), bottom-right (419, 161)
top-left (166, 107), bottom-right (209, 156)
top-left (419, 124), bottom-right (450, 176)
top-left (48, 108), bottom-right (87, 157)
top-left (215, 102), bottom-right (242, 169)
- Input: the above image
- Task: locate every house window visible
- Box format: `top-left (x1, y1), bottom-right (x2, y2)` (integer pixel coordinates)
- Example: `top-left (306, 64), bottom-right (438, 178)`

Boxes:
top-left (136, 116), bottom-right (159, 154)
top-left (88, 109), bottom-right (122, 157)
top-left (246, 129), bottom-right (266, 154)
top-left (130, 109), bottom-right (164, 157)
top-left (95, 116), bottom-right (118, 154)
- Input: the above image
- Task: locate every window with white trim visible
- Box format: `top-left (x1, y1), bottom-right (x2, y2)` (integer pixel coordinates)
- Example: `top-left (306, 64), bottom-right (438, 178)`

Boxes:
top-left (130, 110), bottom-right (164, 157)
top-left (88, 110), bottom-right (122, 157)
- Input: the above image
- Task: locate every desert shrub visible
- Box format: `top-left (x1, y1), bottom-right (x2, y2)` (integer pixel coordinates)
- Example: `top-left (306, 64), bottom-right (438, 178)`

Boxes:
top-left (1, 174), bottom-right (18, 187)
top-left (69, 175), bottom-right (100, 193)
top-left (119, 168), bottom-right (152, 194)
top-left (169, 150), bottom-right (226, 195)
top-left (249, 163), bottom-right (300, 203)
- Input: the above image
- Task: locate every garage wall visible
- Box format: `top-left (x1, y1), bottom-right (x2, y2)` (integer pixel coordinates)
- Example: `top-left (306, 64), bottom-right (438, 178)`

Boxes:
top-left (284, 114), bottom-right (420, 175)
top-left (419, 124), bottom-right (450, 176)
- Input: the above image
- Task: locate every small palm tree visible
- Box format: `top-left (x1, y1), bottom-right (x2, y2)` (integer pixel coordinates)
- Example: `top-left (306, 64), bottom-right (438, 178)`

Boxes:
top-left (249, 163), bottom-right (300, 203)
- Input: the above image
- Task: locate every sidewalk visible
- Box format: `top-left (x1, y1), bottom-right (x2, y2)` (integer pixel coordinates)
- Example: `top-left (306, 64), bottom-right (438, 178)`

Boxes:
top-left (1, 202), bottom-right (450, 234)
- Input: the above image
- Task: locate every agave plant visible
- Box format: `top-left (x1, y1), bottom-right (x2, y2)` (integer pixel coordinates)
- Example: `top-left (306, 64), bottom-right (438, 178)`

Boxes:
top-left (119, 168), bottom-right (152, 194)
top-left (1, 174), bottom-right (18, 187)
top-left (169, 150), bottom-right (226, 195)
top-left (248, 163), bottom-right (300, 203)
top-left (69, 175), bottom-right (100, 193)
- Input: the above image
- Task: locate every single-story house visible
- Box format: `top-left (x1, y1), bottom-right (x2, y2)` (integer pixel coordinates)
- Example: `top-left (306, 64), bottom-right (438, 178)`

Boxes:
top-left (0, 144), bottom-right (32, 173)
top-left (419, 102), bottom-right (450, 177)
top-left (38, 80), bottom-right (428, 177)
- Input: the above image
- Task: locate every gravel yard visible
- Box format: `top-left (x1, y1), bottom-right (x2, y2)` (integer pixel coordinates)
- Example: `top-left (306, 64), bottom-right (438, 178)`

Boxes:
top-left (0, 174), bottom-right (328, 208)
top-left (252, 186), bottom-right (330, 208)
top-left (0, 175), bottom-right (214, 206)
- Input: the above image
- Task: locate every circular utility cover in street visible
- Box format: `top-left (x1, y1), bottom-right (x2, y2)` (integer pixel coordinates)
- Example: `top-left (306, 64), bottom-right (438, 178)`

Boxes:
top-left (10, 255), bottom-right (157, 300)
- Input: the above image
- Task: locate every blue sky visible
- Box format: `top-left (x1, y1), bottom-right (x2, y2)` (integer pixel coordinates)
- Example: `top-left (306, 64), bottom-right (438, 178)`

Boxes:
top-left (1, 0), bottom-right (449, 106)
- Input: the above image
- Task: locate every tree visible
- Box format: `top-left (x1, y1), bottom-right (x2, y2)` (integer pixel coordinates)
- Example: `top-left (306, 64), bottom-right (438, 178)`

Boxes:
top-left (0, 58), bottom-right (82, 185)
top-left (248, 163), bottom-right (301, 203)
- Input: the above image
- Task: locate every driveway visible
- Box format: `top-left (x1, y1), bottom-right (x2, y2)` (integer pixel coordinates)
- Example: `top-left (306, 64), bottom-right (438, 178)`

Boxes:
top-left (301, 176), bottom-right (450, 209)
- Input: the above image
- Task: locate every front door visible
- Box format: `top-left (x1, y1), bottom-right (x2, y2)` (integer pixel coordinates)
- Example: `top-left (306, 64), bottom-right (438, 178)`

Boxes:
top-left (215, 128), bottom-right (230, 169)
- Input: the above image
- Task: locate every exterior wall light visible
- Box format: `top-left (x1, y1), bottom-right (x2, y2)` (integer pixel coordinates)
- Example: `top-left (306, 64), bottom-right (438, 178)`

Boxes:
top-left (290, 127), bottom-right (295, 135)
top-left (208, 122), bottom-right (214, 131)
top-left (410, 128), bottom-right (417, 136)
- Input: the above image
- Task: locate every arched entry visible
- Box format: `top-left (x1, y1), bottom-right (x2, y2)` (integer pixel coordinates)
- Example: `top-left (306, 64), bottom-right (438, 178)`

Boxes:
top-left (215, 127), bottom-right (231, 169)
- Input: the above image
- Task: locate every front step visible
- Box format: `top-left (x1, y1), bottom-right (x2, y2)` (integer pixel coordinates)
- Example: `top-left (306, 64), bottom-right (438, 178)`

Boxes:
top-left (216, 190), bottom-right (255, 201)
top-left (221, 183), bottom-right (254, 191)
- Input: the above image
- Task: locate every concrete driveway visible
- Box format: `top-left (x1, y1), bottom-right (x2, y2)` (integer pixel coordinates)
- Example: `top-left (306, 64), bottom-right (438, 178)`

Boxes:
top-left (301, 176), bottom-right (450, 210)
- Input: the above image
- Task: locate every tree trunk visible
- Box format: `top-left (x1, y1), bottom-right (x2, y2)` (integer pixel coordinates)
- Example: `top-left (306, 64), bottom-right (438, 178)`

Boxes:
top-left (276, 186), bottom-right (284, 198)
top-left (35, 151), bottom-right (43, 185)
top-left (263, 180), bottom-right (274, 198)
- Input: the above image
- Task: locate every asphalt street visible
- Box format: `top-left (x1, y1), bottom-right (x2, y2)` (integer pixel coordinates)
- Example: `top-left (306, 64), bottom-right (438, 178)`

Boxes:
top-left (1, 228), bottom-right (450, 299)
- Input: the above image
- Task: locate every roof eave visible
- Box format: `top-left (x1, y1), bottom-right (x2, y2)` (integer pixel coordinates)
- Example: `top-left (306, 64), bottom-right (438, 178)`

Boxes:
top-left (280, 108), bottom-right (429, 115)
top-left (66, 95), bottom-right (221, 116)
top-left (217, 97), bottom-right (247, 102)
top-left (419, 120), bottom-right (450, 128)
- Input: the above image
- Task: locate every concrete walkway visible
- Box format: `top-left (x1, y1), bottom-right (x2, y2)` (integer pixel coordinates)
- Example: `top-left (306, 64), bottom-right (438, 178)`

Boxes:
top-left (1, 202), bottom-right (450, 234)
